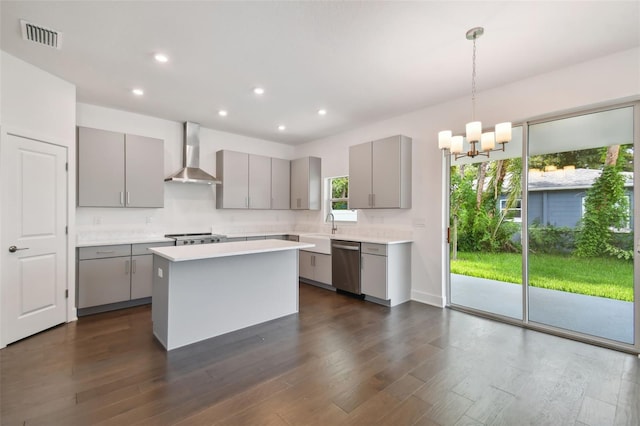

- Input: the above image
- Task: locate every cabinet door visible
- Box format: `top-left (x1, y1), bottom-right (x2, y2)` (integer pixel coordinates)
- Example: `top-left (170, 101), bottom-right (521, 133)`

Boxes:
top-left (77, 127), bottom-right (125, 207)
top-left (348, 142), bottom-right (372, 209)
top-left (314, 253), bottom-right (332, 285)
top-left (271, 158), bottom-right (291, 209)
top-left (125, 134), bottom-right (164, 208)
top-left (217, 150), bottom-right (249, 208)
top-left (361, 253), bottom-right (387, 300)
top-left (78, 257), bottom-right (131, 308)
top-left (372, 136), bottom-right (401, 208)
top-left (248, 154), bottom-right (271, 209)
top-left (131, 254), bottom-right (153, 299)
top-left (290, 158), bottom-right (309, 209)
top-left (299, 251), bottom-right (314, 280)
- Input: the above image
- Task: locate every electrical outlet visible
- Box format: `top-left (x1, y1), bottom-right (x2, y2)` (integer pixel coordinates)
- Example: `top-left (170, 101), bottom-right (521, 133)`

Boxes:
top-left (157, 268), bottom-right (163, 278)
top-left (146, 216), bottom-right (153, 224)
top-left (93, 216), bottom-right (102, 225)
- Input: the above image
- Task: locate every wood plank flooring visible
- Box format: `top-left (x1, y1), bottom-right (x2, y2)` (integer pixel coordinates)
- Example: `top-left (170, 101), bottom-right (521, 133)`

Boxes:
top-left (1, 283), bottom-right (639, 425)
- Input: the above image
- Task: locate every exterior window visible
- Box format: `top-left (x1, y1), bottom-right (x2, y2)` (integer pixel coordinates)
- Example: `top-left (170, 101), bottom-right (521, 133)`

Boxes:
top-left (326, 176), bottom-right (357, 222)
top-left (500, 198), bottom-right (522, 222)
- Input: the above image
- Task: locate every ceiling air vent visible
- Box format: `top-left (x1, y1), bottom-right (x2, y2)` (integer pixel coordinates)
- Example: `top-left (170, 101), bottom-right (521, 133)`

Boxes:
top-left (20, 19), bottom-right (63, 49)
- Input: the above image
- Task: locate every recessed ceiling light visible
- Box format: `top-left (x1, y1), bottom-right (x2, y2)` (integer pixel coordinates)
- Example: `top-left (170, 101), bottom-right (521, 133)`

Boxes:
top-left (318, 109), bottom-right (327, 116)
top-left (278, 125), bottom-right (286, 131)
top-left (253, 87), bottom-right (265, 95)
top-left (154, 53), bottom-right (169, 63)
top-left (132, 88), bottom-right (144, 96)
top-left (218, 110), bottom-right (228, 117)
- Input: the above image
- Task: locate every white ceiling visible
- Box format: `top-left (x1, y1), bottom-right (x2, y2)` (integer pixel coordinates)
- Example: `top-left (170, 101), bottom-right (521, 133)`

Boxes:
top-left (1, 1), bottom-right (639, 145)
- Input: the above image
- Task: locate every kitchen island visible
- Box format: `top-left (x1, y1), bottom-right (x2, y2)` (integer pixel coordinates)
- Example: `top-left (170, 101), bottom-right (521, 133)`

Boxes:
top-left (149, 239), bottom-right (313, 350)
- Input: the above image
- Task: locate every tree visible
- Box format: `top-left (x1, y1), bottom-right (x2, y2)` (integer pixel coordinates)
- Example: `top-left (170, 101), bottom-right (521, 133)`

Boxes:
top-left (575, 164), bottom-right (629, 257)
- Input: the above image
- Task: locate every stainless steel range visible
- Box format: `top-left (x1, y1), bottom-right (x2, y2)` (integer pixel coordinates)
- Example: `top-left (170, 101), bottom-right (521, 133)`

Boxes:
top-left (165, 233), bottom-right (227, 245)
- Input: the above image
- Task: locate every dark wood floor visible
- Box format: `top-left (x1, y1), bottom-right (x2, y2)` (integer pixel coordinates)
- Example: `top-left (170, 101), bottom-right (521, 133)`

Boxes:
top-left (1, 283), bottom-right (639, 426)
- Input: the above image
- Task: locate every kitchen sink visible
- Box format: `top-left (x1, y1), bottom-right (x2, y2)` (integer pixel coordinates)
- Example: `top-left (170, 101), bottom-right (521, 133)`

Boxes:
top-left (298, 233), bottom-right (333, 254)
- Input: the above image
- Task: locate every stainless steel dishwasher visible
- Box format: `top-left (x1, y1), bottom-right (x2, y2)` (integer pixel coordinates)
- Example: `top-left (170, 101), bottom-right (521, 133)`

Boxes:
top-left (331, 240), bottom-right (361, 294)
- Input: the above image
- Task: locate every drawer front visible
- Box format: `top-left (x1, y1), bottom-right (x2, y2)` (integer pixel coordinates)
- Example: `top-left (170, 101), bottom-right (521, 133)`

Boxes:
top-left (361, 243), bottom-right (387, 256)
top-left (78, 244), bottom-right (131, 260)
top-left (132, 241), bottom-right (175, 256)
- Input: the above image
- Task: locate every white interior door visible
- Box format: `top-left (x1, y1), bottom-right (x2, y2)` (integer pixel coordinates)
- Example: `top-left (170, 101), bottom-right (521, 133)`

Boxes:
top-left (1, 133), bottom-right (67, 345)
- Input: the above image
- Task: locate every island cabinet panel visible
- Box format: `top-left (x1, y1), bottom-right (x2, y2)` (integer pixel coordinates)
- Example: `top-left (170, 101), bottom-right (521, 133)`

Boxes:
top-left (151, 244), bottom-right (301, 351)
top-left (216, 150), bottom-right (272, 209)
top-left (77, 126), bottom-right (164, 208)
top-left (348, 135), bottom-right (412, 209)
top-left (271, 158), bottom-right (291, 209)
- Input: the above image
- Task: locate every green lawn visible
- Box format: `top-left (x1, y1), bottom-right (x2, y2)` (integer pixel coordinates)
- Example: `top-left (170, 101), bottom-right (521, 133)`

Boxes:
top-left (450, 252), bottom-right (634, 302)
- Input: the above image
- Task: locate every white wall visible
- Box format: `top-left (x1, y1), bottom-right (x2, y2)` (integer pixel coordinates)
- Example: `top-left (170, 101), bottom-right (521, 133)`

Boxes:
top-left (76, 103), bottom-right (297, 236)
top-left (293, 47), bottom-right (640, 307)
top-left (0, 51), bottom-right (77, 344)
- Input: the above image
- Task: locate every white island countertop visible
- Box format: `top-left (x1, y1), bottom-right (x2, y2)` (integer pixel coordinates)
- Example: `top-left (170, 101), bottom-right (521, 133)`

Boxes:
top-left (149, 239), bottom-right (314, 262)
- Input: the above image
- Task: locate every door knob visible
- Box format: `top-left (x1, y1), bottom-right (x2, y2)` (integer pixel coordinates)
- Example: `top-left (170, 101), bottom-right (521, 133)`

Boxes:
top-left (8, 245), bottom-right (29, 253)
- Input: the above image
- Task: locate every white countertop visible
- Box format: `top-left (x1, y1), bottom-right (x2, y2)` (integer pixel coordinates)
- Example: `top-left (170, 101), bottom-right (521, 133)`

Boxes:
top-left (76, 236), bottom-right (175, 248)
top-left (226, 231), bottom-right (412, 245)
top-left (149, 239), bottom-right (314, 262)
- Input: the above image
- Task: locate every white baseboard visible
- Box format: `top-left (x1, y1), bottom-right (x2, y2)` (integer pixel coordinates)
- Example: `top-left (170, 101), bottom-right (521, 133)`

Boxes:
top-left (411, 290), bottom-right (445, 308)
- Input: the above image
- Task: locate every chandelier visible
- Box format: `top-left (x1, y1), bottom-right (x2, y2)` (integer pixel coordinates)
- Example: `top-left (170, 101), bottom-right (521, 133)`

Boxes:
top-left (438, 27), bottom-right (512, 160)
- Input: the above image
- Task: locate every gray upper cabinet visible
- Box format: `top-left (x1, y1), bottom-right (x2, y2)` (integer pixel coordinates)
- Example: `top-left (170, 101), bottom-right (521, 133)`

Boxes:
top-left (249, 154), bottom-right (271, 209)
top-left (290, 156), bottom-right (321, 210)
top-left (125, 134), bottom-right (165, 207)
top-left (271, 158), bottom-right (291, 209)
top-left (78, 127), bottom-right (125, 207)
top-left (216, 150), bottom-right (271, 209)
top-left (348, 135), bottom-right (412, 209)
top-left (77, 126), bottom-right (164, 208)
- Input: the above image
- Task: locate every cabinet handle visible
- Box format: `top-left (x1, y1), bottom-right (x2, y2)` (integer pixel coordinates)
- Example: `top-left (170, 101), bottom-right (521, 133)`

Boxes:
top-left (132, 259), bottom-right (137, 274)
top-left (96, 250), bottom-right (115, 254)
top-left (372, 194), bottom-right (375, 207)
top-left (127, 192), bottom-right (131, 205)
top-left (125, 260), bottom-right (130, 275)
top-left (311, 255), bottom-right (315, 267)
top-left (361, 255), bottom-right (364, 269)
top-left (120, 192), bottom-right (124, 206)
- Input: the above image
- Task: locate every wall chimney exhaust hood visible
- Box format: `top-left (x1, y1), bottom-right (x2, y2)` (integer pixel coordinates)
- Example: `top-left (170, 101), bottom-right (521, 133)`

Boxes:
top-left (165, 122), bottom-right (221, 184)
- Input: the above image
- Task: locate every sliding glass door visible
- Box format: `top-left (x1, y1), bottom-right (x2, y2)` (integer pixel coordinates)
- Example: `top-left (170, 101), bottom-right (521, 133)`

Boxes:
top-left (527, 106), bottom-right (635, 344)
top-left (447, 102), bottom-right (638, 351)
top-left (449, 127), bottom-right (523, 320)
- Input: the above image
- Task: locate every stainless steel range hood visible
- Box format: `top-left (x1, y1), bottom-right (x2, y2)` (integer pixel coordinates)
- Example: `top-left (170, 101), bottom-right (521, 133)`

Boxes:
top-left (165, 122), bottom-right (221, 184)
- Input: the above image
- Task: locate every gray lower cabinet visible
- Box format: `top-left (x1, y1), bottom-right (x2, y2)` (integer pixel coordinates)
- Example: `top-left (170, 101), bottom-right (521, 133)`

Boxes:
top-left (299, 250), bottom-right (331, 285)
top-left (77, 126), bottom-right (164, 208)
top-left (360, 242), bottom-right (411, 306)
top-left (77, 241), bottom-right (173, 314)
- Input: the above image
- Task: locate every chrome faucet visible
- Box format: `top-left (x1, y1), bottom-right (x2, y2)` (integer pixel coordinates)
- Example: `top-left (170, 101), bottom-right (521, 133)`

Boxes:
top-left (326, 212), bottom-right (337, 234)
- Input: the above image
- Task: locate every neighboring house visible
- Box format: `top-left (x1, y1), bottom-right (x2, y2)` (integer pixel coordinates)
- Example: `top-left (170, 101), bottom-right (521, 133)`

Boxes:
top-left (500, 168), bottom-right (634, 229)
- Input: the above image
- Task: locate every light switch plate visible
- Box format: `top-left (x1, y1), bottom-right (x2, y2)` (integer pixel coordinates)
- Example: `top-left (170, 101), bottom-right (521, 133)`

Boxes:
top-left (157, 268), bottom-right (163, 278)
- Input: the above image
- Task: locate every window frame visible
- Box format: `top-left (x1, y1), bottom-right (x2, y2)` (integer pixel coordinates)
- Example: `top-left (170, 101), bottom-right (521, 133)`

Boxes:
top-left (325, 176), bottom-right (357, 223)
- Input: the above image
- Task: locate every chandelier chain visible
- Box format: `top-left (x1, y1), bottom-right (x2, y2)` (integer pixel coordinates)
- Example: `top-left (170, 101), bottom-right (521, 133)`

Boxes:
top-left (471, 37), bottom-right (477, 121)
